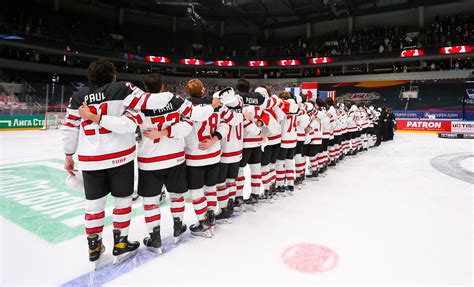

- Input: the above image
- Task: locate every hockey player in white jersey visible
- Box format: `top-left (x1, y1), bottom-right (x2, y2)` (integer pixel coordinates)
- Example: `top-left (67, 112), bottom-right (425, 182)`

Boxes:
top-left (260, 90), bottom-right (285, 200)
top-left (214, 88), bottom-right (244, 222)
top-left (337, 103), bottom-right (350, 157)
top-left (275, 91), bottom-right (299, 195)
top-left (315, 99), bottom-right (331, 174)
top-left (184, 79), bottom-right (234, 237)
top-left (63, 60), bottom-right (177, 266)
top-left (347, 102), bottom-right (361, 155)
top-left (359, 105), bottom-right (370, 150)
top-left (294, 95), bottom-right (311, 188)
top-left (302, 100), bottom-right (322, 179)
top-left (234, 80), bottom-right (278, 209)
top-left (326, 98), bottom-right (339, 166)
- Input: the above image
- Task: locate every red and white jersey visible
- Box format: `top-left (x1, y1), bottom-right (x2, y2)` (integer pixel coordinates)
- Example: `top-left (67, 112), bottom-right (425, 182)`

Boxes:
top-left (320, 109), bottom-right (332, 139)
top-left (62, 81), bottom-right (173, 171)
top-left (347, 105), bottom-right (359, 132)
top-left (328, 106), bottom-right (342, 136)
top-left (280, 101), bottom-right (298, 149)
top-left (238, 91), bottom-right (278, 148)
top-left (367, 108), bottom-right (376, 127)
top-left (339, 109), bottom-right (348, 134)
top-left (264, 105), bottom-right (284, 146)
top-left (184, 97), bottom-right (232, 167)
top-left (135, 95), bottom-right (199, 171)
top-left (296, 110), bottom-right (310, 142)
top-left (359, 108), bottom-right (370, 129)
top-left (220, 105), bottom-right (245, 164)
top-left (305, 110), bottom-right (322, 145)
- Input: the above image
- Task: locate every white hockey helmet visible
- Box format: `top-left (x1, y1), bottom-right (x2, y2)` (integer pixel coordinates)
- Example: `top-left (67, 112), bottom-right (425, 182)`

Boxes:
top-left (255, 87), bottom-right (269, 98)
top-left (213, 87), bottom-right (239, 107)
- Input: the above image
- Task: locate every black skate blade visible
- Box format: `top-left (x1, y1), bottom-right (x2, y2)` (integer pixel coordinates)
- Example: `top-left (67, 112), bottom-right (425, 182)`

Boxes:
top-left (191, 230), bottom-right (212, 238)
top-left (113, 249), bottom-right (138, 265)
top-left (211, 226), bottom-right (215, 235)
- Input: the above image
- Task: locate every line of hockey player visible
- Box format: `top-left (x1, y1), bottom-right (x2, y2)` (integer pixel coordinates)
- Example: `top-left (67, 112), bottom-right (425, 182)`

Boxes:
top-left (62, 60), bottom-right (382, 267)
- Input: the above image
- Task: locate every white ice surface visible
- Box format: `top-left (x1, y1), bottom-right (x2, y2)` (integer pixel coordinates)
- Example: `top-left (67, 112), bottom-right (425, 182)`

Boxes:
top-left (0, 130), bottom-right (472, 286)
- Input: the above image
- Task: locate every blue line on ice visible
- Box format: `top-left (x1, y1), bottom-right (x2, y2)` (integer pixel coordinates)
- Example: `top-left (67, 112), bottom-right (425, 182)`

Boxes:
top-left (62, 234), bottom-right (191, 287)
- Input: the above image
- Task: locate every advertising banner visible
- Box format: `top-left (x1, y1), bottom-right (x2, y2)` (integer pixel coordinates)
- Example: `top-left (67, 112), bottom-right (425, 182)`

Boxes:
top-left (396, 119), bottom-right (452, 132)
top-left (0, 115), bottom-right (45, 130)
top-left (393, 110), bottom-right (463, 120)
top-left (451, 121), bottom-right (474, 133)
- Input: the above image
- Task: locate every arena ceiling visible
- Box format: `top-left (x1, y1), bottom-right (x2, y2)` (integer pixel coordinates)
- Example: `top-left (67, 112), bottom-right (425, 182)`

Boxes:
top-left (97, 0), bottom-right (461, 28)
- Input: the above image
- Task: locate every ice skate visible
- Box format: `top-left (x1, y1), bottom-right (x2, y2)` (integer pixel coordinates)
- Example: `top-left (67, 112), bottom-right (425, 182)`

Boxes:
top-left (173, 218), bottom-right (187, 244)
top-left (206, 210), bottom-right (216, 235)
top-left (268, 184), bottom-right (277, 199)
top-left (227, 199), bottom-right (235, 216)
top-left (215, 208), bottom-right (232, 224)
top-left (244, 194), bottom-right (258, 212)
top-left (143, 226), bottom-right (162, 254)
top-left (233, 196), bottom-right (245, 212)
top-left (112, 229), bottom-right (140, 265)
top-left (258, 190), bottom-right (273, 203)
top-left (87, 234), bottom-right (105, 269)
top-left (286, 185), bottom-right (295, 196)
top-left (300, 174), bottom-right (306, 185)
top-left (190, 220), bottom-right (212, 238)
top-left (275, 186), bottom-right (286, 197)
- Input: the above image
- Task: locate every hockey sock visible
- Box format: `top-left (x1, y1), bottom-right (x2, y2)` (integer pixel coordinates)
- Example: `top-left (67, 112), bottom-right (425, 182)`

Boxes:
top-left (328, 146), bottom-right (336, 162)
top-left (113, 196), bottom-right (133, 237)
top-left (85, 196), bottom-right (107, 239)
top-left (143, 195), bottom-right (161, 234)
top-left (285, 158), bottom-right (295, 186)
top-left (169, 192), bottom-right (185, 221)
top-left (261, 164), bottom-right (271, 191)
top-left (204, 185), bottom-right (217, 212)
top-left (249, 163), bottom-right (262, 195)
top-left (276, 160), bottom-right (286, 187)
top-left (294, 154), bottom-right (305, 178)
top-left (236, 168), bottom-right (245, 197)
top-left (310, 156), bottom-right (318, 170)
top-left (190, 188), bottom-right (207, 221)
top-left (270, 163), bottom-right (276, 185)
top-left (226, 178), bottom-right (237, 201)
top-left (216, 183), bottom-right (229, 209)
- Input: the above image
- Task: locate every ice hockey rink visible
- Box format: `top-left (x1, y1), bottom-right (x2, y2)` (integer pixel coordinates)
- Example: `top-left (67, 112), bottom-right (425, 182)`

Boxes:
top-left (0, 130), bottom-right (472, 286)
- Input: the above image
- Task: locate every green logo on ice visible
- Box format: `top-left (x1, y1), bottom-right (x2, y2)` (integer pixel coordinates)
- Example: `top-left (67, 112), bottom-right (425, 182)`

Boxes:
top-left (0, 160), bottom-right (142, 244)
